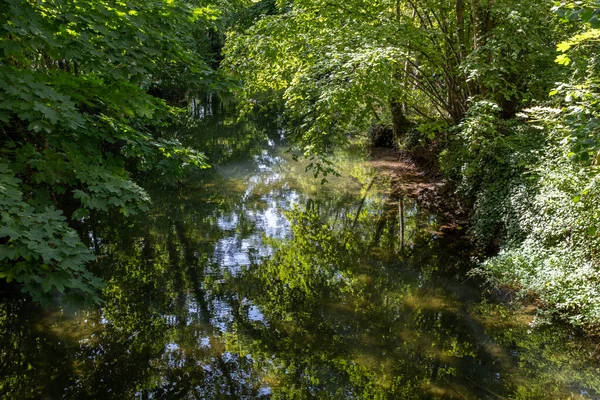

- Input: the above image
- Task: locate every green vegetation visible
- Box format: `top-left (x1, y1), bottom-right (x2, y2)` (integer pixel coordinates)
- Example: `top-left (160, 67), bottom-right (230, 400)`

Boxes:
top-left (0, 0), bottom-right (242, 302)
top-left (1, 0), bottom-right (599, 335)
top-left (4, 1), bottom-right (600, 396)
top-left (222, 0), bottom-right (600, 330)
top-left (442, 3), bottom-right (600, 329)
top-left (224, 0), bottom-right (560, 165)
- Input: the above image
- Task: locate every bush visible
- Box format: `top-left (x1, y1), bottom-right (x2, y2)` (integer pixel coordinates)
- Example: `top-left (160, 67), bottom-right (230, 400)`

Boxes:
top-left (442, 100), bottom-right (600, 328)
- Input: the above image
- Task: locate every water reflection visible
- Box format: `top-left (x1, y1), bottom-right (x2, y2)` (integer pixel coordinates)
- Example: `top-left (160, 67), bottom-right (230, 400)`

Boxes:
top-left (1, 111), bottom-right (600, 399)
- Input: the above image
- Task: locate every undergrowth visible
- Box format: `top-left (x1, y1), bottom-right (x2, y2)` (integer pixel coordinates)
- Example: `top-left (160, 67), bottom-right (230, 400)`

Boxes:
top-left (439, 101), bottom-right (600, 330)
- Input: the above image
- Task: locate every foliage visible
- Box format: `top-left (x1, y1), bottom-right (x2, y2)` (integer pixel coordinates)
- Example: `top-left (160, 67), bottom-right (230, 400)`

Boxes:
top-left (224, 0), bottom-right (563, 174)
top-left (441, 93), bottom-right (600, 328)
top-left (0, 0), bottom-right (223, 302)
top-left (2, 111), bottom-right (600, 398)
top-left (223, 0), bottom-right (600, 331)
top-left (442, 0), bottom-right (600, 326)
top-left (465, 140), bottom-right (600, 327)
top-left (550, 1), bottom-right (600, 167)
top-left (0, 164), bottom-right (101, 303)
top-left (461, 0), bottom-right (562, 113)
top-left (224, 0), bottom-right (404, 174)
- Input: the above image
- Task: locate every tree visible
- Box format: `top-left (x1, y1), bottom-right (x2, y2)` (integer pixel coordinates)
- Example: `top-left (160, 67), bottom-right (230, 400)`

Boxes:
top-left (0, 0), bottom-right (223, 302)
top-left (224, 0), bottom-right (560, 164)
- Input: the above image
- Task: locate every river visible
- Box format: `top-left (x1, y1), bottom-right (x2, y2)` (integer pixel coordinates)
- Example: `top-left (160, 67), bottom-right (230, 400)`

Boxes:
top-left (1, 110), bottom-right (600, 399)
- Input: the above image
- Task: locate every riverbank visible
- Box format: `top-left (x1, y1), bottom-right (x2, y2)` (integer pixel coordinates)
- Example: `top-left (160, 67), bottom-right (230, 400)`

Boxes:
top-left (367, 147), bottom-right (467, 230)
top-left (366, 143), bottom-right (600, 397)
top-left (219, 0), bottom-right (600, 337)
top-left (371, 124), bottom-right (600, 335)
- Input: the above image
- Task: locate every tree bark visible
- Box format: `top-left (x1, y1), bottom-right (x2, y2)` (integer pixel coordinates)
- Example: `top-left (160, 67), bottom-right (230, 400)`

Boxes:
top-left (390, 99), bottom-right (410, 142)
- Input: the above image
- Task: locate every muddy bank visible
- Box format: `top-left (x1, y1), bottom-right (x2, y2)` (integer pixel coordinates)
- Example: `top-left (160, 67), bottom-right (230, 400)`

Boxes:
top-left (367, 147), bottom-right (468, 234)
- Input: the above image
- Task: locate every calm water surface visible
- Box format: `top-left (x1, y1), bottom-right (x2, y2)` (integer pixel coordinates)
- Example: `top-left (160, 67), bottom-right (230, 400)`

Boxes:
top-left (1, 114), bottom-right (600, 399)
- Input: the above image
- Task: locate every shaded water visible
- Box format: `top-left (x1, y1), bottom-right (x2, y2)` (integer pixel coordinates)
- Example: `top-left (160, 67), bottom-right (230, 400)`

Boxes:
top-left (2, 113), bottom-right (600, 399)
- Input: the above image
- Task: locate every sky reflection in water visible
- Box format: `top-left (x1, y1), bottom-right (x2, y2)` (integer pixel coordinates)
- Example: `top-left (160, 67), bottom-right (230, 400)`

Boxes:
top-left (1, 116), bottom-right (600, 399)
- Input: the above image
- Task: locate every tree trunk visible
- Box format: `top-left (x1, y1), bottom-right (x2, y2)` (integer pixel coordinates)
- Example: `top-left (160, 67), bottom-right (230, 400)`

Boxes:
top-left (456, 0), bottom-right (466, 59)
top-left (470, 0), bottom-right (496, 98)
top-left (390, 99), bottom-right (410, 143)
top-left (457, 0), bottom-right (476, 101)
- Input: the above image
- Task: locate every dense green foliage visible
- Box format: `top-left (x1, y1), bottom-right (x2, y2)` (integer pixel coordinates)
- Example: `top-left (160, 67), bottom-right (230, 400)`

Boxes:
top-left (0, 0), bottom-right (240, 301)
top-left (4, 0), bottom-right (600, 397)
top-left (438, 2), bottom-right (600, 328)
top-left (224, 0), bottom-right (560, 164)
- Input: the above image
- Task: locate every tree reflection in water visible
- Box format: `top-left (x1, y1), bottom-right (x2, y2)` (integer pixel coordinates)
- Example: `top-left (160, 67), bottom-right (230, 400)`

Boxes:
top-left (1, 109), bottom-right (600, 399)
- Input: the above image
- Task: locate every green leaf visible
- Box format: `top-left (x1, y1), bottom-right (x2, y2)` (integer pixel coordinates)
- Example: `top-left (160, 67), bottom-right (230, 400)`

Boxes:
top-left (0, 269), bottom-right (16, 283)
top-left (555, 54), bottom-right (571, 66)
top-left (589, 15), bottom-right (600, 28)
top-left (568, 9), bottom-right (584, 21)
top-left (42, 270), bottom-right (73, 293)
top-left (0, 111), bottom-right (10, 123)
